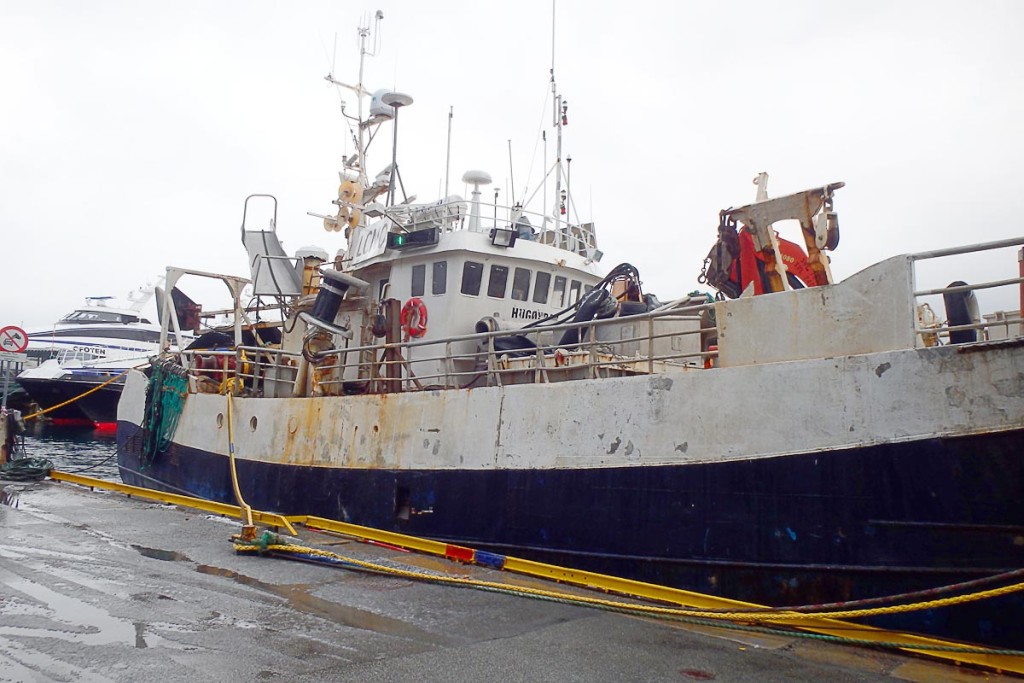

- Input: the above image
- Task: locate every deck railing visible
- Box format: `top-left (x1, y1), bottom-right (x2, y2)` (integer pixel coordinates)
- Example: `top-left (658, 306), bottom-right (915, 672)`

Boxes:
top-left (385, 196), bottom-right (599, 258)
top-left (910, 237), bottom-right (1024, 346)
top-left (168, 237), bottom-right (1024, 398)
top-left (180, 296), bottom-right (719, 397)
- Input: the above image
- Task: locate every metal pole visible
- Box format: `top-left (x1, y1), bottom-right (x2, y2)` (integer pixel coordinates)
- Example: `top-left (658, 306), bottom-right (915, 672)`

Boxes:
top-left (1, 361), bottom-right (9, 410)
top-left (387, 109), bottom-right (400, 206)
top-left (444, 107), bottom-right (453, 198)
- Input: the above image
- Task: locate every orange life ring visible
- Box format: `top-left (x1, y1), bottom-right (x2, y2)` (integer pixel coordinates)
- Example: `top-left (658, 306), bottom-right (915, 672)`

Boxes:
top-left (400, 297), bottom-right (428, 338)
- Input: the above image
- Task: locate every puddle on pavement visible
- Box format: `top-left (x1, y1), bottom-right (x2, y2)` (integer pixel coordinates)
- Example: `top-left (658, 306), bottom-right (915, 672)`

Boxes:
top-left (0, 566), bottom-right (183, 649)
top-left (0, 543), bottom-right (100, 564)
top-left (132, 545), bottom-right (192, 563)
top-left (196, 563), bottom-right (449, 644)
top-left (0, 636), bottom-right (113, 683)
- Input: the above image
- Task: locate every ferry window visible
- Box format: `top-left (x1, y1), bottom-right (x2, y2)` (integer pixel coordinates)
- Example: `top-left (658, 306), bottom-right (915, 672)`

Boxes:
top-left (569, 280), bottom-right (582, 305)
top-left (487, 265), bottom-right (509, 298)
top-left (432, 261), bottom-right (447, 295)
top-left (553, 276), bottom-right (567, 307)
top-left (533, 272), bottom-right (551, 304)
top-left (461, 261), bottom-right (483, 295)
top-left (511, 268), bottom-right (531, 301)
top-left (411, 264), bottom-right (426, 297)
top-left (65, 310), bottom-right (123, 323)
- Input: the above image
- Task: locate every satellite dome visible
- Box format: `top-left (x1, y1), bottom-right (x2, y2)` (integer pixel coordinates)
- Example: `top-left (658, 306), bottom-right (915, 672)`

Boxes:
top-left (462, 170), bottom-right (492, 186)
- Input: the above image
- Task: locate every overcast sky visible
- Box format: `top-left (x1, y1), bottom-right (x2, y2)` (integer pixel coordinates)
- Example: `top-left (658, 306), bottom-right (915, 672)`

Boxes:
top-left (2, 1), bottom-right (1023, 328)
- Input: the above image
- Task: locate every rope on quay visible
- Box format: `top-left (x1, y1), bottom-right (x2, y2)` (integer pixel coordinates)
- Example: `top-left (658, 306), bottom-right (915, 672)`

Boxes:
top-left (700, 566), bottom-right (1024, 614)
top-left (0, 458), bottom-right (54, 481)
top-left (232, 531), bottom-right (1024, 657)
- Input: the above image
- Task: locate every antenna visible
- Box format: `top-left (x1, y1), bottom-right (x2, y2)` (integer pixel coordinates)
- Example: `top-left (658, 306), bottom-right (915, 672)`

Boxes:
top-left (323, 12), bottom-right (386, 190)
top-left (445, 107), bottom-right (453, 197)
top-left (543, 130), bottom-right (547, 219)
top-left (367, 10), bottom-right (384, 57)
top-left (566, 154), bottom-right (573, 223)
top-left (331, 32), bottom-right (337, 79)
top-left (547, 1), bottom-right (569, 246)
top-left (551, 0), bottom-right (556, 76)
top-left (507, 139), bottom-right (516, 205)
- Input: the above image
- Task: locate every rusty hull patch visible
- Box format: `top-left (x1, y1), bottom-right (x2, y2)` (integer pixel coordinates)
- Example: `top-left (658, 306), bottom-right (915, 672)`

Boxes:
top-left (956, 336), bottom-right (1024, 354)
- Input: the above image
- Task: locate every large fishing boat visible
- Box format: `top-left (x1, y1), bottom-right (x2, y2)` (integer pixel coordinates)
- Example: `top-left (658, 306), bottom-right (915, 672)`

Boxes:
top-left (115, 15), bottom-right (1024, 648)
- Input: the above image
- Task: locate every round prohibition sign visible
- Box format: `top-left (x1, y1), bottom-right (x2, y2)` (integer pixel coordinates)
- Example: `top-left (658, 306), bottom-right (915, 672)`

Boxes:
top-left (0, 325), bottom-right (28, 353)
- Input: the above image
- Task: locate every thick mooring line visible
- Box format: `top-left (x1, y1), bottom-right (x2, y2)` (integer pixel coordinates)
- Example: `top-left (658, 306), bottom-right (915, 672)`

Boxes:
top-left (47, 469), bottom-right (1024, 675)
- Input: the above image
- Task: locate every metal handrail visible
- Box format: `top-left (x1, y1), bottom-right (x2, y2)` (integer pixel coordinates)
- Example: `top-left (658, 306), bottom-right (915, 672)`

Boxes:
top-left (910, 237), bottom-right (1023, 346)
top-left (914, 276), bottom-right (1024, 298)
top-left (909, 235), bottom-right (1024, 261)
top-left (202, 297), bottom-right (719, 393)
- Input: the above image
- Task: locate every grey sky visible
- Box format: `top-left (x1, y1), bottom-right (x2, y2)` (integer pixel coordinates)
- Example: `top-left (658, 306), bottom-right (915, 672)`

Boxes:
top-left (2, 1), bottom-right (1022, 327)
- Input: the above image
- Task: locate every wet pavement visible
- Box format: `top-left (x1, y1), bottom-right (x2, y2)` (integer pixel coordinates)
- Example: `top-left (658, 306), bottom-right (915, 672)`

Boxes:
top-left (0, 481), bottom-right (1015, 682)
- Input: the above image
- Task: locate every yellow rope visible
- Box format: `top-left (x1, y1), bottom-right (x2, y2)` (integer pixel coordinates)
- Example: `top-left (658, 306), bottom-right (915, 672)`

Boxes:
top-left (22, 366), bottom-right (141, 421)
top-left (242, 540), bottom-right (1024, 623)
top-left (219, 377), bottom-right (244, 395)
top-left (225, 392), bottom-right (254, 529)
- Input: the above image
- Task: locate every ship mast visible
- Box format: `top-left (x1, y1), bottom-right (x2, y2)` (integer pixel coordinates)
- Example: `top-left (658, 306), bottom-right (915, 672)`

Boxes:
top-left (323, 10), bottom-right (383, 188)
top-left (550, 2), bottom-right (565, 248)
top-left (547, 0), bottom-right (575, 250)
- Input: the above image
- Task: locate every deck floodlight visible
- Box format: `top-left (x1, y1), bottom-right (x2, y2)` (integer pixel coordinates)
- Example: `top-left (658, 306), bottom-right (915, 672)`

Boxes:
top-left (489, 227), bottom-right (518, 248)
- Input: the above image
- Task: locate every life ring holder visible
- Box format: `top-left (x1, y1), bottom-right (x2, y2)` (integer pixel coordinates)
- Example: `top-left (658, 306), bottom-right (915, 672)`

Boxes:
top-left (400, 297), bottom-right (428, 338)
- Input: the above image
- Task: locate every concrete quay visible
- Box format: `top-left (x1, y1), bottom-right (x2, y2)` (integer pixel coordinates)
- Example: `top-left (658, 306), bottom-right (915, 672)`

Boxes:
top-left (0, 480), bottom-right (1014, 683)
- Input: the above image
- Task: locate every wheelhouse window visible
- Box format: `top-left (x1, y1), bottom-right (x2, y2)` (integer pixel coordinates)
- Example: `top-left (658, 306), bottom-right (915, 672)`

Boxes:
top-left (569, 280), bottom-right (582, 305)
top-left (487, 265), bottom-right (509, 298)
top-left (511, 268), bottom-right (531, 301)
top-left (533, 272), bottom-right (551, 304)
top-left (461, 261), bottom-right (483, 296)
top-left (432, 261), bottom-right (447, 295)
top-left (553, 276), bottom-right (567, 307)
top-left (411, 264), bottom-right (426, 297)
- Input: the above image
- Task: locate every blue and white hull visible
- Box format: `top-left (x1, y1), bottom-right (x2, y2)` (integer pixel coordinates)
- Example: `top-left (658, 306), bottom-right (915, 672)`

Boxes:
top-left (117, 332), bottom-right (1024, 648)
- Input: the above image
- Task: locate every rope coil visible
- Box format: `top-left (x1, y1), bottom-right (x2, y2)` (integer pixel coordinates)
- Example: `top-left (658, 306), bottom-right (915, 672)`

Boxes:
top-left (0, 457), bottom-right (54, 481)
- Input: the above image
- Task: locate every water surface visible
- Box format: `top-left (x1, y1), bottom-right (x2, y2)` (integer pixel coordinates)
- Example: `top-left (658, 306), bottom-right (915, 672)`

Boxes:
top-left (15, 422), bottom-right (119, 481)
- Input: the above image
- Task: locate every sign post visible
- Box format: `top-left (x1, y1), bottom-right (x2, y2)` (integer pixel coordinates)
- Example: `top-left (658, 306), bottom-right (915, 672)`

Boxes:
top-left (0, 326), bottom-right (28, 354)
top-left (0, 326), bottom-right (28, 410)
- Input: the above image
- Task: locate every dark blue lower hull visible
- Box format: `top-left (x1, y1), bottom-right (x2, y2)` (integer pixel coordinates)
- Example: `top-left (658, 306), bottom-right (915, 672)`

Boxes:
top-left (16, 377), bottom-right (100, 424)
top-left (118, 422), bottom-right (1024, 648)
